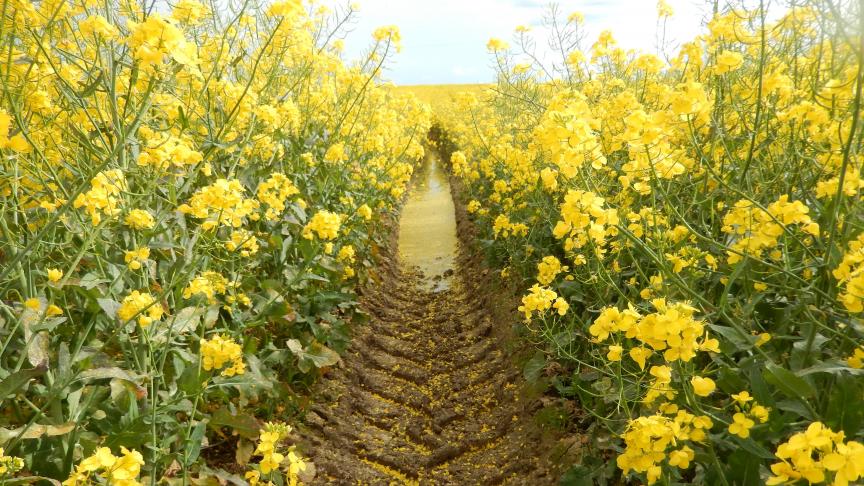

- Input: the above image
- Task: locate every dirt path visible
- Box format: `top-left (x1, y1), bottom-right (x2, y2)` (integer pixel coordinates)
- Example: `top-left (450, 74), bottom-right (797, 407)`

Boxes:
top-left (299, 150), bottom-right (557, 485)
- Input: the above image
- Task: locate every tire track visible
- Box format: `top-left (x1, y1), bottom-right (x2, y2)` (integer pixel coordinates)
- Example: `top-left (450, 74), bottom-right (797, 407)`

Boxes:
top-left (299, 239), bottom-right (556, 485)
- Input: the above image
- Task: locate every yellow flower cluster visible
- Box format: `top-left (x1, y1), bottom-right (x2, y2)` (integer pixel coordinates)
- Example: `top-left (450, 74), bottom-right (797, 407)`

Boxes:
top-left (226, 229), bottom-right (259, 257)
top-left (63, 447), bottom-right (144, 486)
top-left (616, 410), bottom-right (712, 484)
top-left (302, 210), bottom-right (342, 240)
top-left (171, 0), bottom-right (209, 24)
top-left (47, 268), bottom-right (63, 283)
top-left (248, 422), bottom-right (307, 486)
top-left (373, 25), bottom-right (402, 50)
top-left (518, 284), bottom-right (568, 320)
top-left (0, 110), bottom-right (30, 152)
top-left (846, 346), bottom-right (864, 368)
top-left (124, 209), bottom-right (155, 230)
top-left (179, 179), bottom-right (260, 230)
top-left (257, 173), bottom-right (300, 221)
top-left (125, 15), bottom-right (196, 69)
top-left (492, 214), bottom-right (528, 238)
top-left (183, 271), bottom-right (229, 302)
top-left (0, 448), bottom-right (23, 476)
top-left (727, 391), bottom-right (770, 439)
top-left (136, 132), bottom-right (203, 172)
top-left (200, 334), bottom-right (245, 377)
top-left (124, 247), bottom-right (150, 270)
top-left (117, 291), bottom-right (163, 327)
top-left (768, 422), bottom-right (864, 486)
top-left (590, 299), bottom-right (717, 368)
top-left (356, 204), bottom-right (373, 220)
top-left (536, 256), bottom-right (568, 285)
top-left (722, 195), bottom-right (819, 264)
top-left (267, 0), bottom-right (302, 17)
top-left (553, 190), bottom-right (619, 254)
top-left (833, 233), bottom-right (864, 313)
top-left (73, 170), bottom-right (126, 225)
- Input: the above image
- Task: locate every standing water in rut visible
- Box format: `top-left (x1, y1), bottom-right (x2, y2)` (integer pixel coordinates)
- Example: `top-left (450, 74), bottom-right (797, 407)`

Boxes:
top-left (398, 150), bottom-right (458, 291)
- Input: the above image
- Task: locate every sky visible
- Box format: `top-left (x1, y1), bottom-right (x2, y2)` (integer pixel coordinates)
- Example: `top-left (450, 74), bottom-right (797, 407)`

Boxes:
top-left (320, 0), bottom-right (716, 85)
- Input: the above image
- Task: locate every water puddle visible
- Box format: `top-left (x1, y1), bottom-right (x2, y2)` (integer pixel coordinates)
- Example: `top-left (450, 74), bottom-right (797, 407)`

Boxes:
top-left (398, 149), bottom-right (457, 292)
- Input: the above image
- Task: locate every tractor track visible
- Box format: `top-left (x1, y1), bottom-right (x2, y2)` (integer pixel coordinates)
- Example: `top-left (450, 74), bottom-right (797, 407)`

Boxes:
top-left (298, 150), bottom-right (557, 485)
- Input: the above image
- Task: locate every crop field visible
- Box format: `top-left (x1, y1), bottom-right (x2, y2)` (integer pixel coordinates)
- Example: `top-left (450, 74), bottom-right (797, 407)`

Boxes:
top-left (0, 0), bottom-right (862, 485)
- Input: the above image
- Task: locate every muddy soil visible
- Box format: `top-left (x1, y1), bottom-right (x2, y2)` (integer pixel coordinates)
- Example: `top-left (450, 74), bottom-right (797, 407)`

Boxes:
top-left (298, 149), bottom-right (561, 485)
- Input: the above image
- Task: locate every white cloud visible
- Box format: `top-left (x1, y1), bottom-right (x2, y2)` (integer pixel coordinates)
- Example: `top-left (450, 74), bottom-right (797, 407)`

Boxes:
top-left (317, 0), bottom-right (771, 85)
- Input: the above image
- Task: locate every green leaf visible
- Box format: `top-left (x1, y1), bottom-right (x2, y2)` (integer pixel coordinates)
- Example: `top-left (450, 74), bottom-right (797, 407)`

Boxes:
top-left (559, 465), bottom-right (594, 486)
top-left (732, 436), bottom-right (775, 459)
top-left (708, 324), bottom-right (755, 351)
top-left (304, 342), bottom-right (341, 370)
top-left (764, 363), bottom-right (816, 399)
top-left (97, 298), bottom-right (120, 319)
top-left (0, 366), bottom-right (47, 404)
top-left (797, 361), bottom-right (864, 377)
top-left (209, 408), bottom-right (261, 439)
top-left (0, 422), bottom-right (76, 443)
top-left (287, 340), bottom-right (341, 373)
top-left (523, 351), bottom-right (546, 382)
top-left (2, 477), bottom-right (62, 486)
top-left (184, 421), bottom-right (208, 466)
top-left (78, 273), bottom-right (109, 290)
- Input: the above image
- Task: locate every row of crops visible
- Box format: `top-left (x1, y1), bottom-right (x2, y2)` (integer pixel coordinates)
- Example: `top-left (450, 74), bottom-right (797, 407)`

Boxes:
top-left (0, 0), bottom-right (429, 483)
top-left (438, 1), bottom-right (864, 484)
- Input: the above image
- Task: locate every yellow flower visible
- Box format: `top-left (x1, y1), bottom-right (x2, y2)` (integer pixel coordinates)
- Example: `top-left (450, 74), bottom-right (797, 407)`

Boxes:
top-left (357, 204), bottom-right (373, 220)
top-left (117, 291), bottom-right (163, 327)
top-left (267, 0), bottom-right (301, 16)
top-left (767, 422), bottom-right (863, 486)
top-left (690, 376), bottom-right (716, 397)
top-left (124, 247), bottom-right (150, 270)
top-left (324, 143), bottom-right (347, 163)
top-left (517, 284), bottom-right (559, 320)
top-left (847, 347), bottom-right (864, 368)
top-left (372, 25), bottom-right (402, 50)
top-left (536, 255), bottom-right (567, 285)
top-left (257, 173), bottom-right (299, 221)
top-left (656, 0), bottom-right (674, 17)
top-left (553, 297), bottom-right (569, 316)
top-left (728, 412), bottom-right (755, 438)
top-left (751, 405), bottom-right (771, 423)
top-left (200, 335), bottom-right (245, 376)
top-left (125, 15), bottom-right (197, 68)
top-left (24, 298), bottom-right (41, 311)
top-left (715, 50), bottom-right (743, 74)
top-left (731, 390), bottom-right (753, 404)
top-left (171, 0), bottom-right (208, 24)
top-left (64, 447), bottom-right (143, 486)
top-left (183, 271), bottom-right (228, 302)
top-left (487, 38), bottom-right (509, 52)
top-left (79, 14), bottom-right (119, 39)
top-left (302, 210), bottom-right (342, 240)
top-left (73, 170), bottom-right (126, 225)
top-left (668, 447), bottom-right (694, 469)
top-left (179, 179), bottom-right (260, 230)
top-left (47, 268), bottom-right (63, 283)
top-left (629, 346), bottom-right (653, 370)
top-left (225, 230), bottom-right (259, 257)
top-left (0, 447), bottom-right (24, 476)
top-left (0, 110), bottom-right (29, 152)
top-left (607, 345), bottom-right (623, 361)
top-left (124, 209), bottom-right (156, 230)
